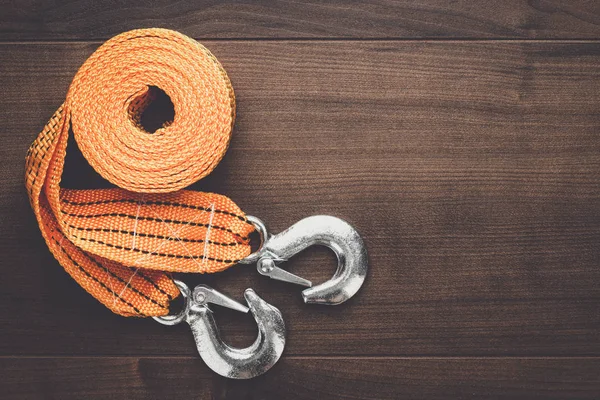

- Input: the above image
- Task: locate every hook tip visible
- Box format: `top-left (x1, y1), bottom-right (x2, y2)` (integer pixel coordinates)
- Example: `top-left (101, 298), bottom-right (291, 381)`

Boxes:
top-left (243, 288), bottom-right (258, 305)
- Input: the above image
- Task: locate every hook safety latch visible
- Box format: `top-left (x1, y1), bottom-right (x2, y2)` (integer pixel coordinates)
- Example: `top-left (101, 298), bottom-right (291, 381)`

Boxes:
top-left (239, 215), bottom-right (368, 305)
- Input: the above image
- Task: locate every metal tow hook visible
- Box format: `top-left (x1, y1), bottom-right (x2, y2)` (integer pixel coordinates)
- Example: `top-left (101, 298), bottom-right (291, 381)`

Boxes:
top-left (153, 280), bottom-right (286, 379)
top-left (240, 215), bottom-right (368, 305)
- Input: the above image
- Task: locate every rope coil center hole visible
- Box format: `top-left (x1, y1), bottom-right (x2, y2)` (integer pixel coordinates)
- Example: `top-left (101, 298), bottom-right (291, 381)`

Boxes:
top-left (127, 86), bottom-right (175, 134)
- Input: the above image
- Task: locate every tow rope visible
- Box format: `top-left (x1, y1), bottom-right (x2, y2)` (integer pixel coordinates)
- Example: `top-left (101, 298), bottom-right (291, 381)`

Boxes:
top-left (25, 29), bottom-right (254, 317)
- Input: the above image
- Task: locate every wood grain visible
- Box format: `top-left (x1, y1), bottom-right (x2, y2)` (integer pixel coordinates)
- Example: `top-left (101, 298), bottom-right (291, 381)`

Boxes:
top-left (1, 41), bottom-right (599, 361)
top-left (1, 357), bottom-right (599, 399)
top-left (1, 0), bottom-right (600, 40)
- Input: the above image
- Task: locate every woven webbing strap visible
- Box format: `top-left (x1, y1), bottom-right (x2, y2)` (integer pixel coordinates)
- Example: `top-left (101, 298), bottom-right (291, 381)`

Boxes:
top-left (25, 29), bottom-right (254, 317)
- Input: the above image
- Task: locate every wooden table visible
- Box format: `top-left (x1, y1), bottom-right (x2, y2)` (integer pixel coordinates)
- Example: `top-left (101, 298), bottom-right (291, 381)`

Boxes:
top-left (1, 1), bottom-right (599, 398)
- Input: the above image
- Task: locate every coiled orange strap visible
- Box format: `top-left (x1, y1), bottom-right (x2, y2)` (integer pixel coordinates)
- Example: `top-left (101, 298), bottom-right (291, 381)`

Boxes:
top-left (25, 29), bottom-right (254, 317)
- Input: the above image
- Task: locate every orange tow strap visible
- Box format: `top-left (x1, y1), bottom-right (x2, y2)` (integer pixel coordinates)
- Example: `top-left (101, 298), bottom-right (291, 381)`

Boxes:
top-left (25, 29), bottom-right (254, 317)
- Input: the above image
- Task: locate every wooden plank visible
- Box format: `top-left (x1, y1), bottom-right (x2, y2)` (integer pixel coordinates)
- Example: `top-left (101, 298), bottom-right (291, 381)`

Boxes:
top-left (1, 1), bottom-right (600, 40)
top-left (1, 357), bottom-right (598, 399)
top-left (0, 41), bottom-right (599, 357)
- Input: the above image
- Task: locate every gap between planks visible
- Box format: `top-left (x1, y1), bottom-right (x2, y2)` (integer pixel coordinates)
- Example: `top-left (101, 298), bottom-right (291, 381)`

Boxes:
top-left (1, 38), bottom-right (600, 45)
top-left (1, 356), bottom-right (599, 360)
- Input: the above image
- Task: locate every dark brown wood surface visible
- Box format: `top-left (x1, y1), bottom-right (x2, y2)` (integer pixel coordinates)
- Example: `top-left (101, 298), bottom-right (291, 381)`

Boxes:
top-left (1, 2), bottom-right (599, 399)
top-left (1, 0), bottom-right (600, 40)
top-left (2, 357), bottom-right (599, 399)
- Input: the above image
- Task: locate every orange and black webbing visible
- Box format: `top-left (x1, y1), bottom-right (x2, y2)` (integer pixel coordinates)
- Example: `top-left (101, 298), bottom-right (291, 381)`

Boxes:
top-left (25, 29), bottom-right (254, 317)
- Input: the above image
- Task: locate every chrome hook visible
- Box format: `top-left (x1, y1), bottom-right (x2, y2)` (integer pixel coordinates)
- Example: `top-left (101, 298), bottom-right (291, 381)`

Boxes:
top-left (240, 215), bottom-right (368, 305)
top-left (153, 280), bottom-right (286, 379)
